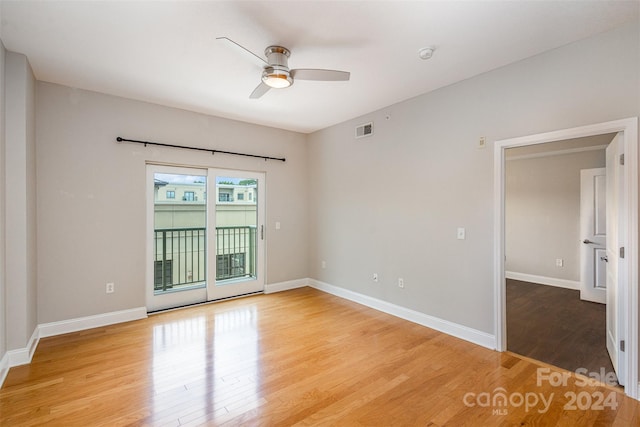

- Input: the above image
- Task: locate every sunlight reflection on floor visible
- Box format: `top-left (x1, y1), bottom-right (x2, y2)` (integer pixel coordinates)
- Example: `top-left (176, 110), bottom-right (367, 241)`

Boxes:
top-left (151, 305), bottom-right (261, 423)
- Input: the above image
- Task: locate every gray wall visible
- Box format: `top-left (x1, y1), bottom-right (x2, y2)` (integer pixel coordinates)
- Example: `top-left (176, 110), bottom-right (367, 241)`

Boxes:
top-left (307, 21), bottom-right (639, 334)
top-left (4, 51), bottom-right (37, 351)
top-left (36, 83), bottom-right (308, 323)
top-left (505, 149), bottom-right (606, 281)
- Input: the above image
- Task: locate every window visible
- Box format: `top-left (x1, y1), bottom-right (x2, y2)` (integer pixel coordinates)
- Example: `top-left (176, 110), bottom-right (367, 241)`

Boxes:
top-left (183, 191), bottom-right (195, 201)
top-left (166, 190), bottom-right (175, 199)
top-left (219, 192), bottom-right (232, 202)
top-left (237, 193), bottom-right (244, 201)
top-left (248, 192), bottom-right (253, 201)
top-left (216, 253), bottom-right (246, 280)
top-left (154, 260), bottom-right (173, 290)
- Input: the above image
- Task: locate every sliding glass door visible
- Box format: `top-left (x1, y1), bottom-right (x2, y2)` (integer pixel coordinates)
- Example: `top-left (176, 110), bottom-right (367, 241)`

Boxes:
top-left (147, 165), bottom-right (265, 312)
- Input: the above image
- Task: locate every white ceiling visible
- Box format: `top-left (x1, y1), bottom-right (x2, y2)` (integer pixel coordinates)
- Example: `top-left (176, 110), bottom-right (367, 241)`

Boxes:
top-left (1, 1), bottom-right (638, 134)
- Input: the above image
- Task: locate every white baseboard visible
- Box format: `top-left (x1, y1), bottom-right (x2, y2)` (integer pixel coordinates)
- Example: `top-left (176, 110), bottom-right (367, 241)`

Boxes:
top-left (308, 279), bottom-right (496, 350)
top-left (0, 326), bottom-right (40, 387)
top-left (0, 352), bottom-right (9, 388)
top-left (38, 307), bottom-right (148, 338)
top-left (506, 271), bottom-right (580, 290)
top-left (7, 327), bottom-right (40, 367)
top-left (0, 307), bottom-right (147, 388)
top-left (264, 278), bottom-right (309, 294)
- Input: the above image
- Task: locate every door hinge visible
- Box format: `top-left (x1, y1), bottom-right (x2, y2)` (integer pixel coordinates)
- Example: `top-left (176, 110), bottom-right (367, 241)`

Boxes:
top-left (620, 246), bottom-right (625, 259)
top-left (620, 340), bottom-right (625, 352)
top-left (620, 153), bottom-right (625, 166)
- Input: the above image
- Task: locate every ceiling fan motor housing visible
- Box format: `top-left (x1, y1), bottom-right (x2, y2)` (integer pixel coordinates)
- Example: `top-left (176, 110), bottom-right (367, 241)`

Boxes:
top-left (265, 46), bottom-right (290, 66)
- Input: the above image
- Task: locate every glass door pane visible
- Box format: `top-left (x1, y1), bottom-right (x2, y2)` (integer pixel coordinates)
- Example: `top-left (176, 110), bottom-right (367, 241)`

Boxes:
top-left (215, 176), bottom-right (258, 284)
top-left (208, 170), bottom-right (264, 300)
top-left (154, 172), bottom-right (207, 292)
top-left (147, 165), bottom-right (208, 312)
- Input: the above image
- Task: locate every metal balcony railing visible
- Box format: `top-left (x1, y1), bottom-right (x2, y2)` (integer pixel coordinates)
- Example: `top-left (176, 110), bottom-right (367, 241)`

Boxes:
top-left (154, 226), bottom-right (256, 292)
top-left (215, 226), bottom-right (256, 281)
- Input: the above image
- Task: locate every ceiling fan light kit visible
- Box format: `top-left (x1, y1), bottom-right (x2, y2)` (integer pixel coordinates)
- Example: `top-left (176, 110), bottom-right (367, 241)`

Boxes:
top-left (262, 67), bottom-right (293, 88)
top-left (262, 71), bottom-right (292, 88)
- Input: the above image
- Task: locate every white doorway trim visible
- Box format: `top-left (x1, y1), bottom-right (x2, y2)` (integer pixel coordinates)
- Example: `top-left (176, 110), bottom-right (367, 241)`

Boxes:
top-left (493, 117), bottom-right (638, 399)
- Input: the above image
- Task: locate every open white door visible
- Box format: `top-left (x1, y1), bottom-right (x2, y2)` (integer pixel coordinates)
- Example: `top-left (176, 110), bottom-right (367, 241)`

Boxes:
top-left (579, 168), bottom-right (607, 304)
top-left (605, 132), bottom-right (625, 385)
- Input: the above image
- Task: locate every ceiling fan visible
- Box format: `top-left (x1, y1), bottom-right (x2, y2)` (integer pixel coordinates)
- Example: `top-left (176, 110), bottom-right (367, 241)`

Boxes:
top-left (217, 37), bottom-right (350, 99)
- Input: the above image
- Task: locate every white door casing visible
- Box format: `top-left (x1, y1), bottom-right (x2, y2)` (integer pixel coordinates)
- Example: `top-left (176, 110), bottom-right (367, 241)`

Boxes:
top-left (579, 168), bottom-right (607, 304)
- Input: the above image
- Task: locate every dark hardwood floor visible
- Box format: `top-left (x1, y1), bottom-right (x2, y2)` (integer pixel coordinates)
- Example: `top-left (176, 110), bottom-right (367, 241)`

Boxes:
top-left (507, 279), bottom-right (617, 384)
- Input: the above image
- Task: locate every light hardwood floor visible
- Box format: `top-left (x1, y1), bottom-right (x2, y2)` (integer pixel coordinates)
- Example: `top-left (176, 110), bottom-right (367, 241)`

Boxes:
top-left (1, 287), bottom-right (639, 426)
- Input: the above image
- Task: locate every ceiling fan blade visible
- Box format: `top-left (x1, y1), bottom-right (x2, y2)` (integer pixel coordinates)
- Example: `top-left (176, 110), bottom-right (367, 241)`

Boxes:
top-left (250, 82), bottom-right (271, 99)
top-left (291, 69), bottom-right (350, 81)
top-left (216, 37), bottom-right (267, 65)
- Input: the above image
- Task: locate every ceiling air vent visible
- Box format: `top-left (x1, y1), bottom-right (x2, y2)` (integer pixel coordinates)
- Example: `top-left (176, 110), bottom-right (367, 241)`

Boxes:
top-left (355, 122), bottom-right (373, 139)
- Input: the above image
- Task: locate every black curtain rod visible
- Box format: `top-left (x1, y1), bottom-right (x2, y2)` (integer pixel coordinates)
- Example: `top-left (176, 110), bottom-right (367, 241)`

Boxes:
top-left (116, 137), bottom-right (286, 162)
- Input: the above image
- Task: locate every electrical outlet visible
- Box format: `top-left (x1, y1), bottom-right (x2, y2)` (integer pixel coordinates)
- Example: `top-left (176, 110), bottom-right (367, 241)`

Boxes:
top-left (457, 227), bottom-right (466, 240)
top-left (373, 273), bottom-right (378, 282)
top-left (556, 258), bottom-right (564, 267)
top-left (398, 278), bottom-right (404, 288)
top-left (321, 260), bottom-right (326, 269)
top-left (106, 282), bottom-right (115, 294)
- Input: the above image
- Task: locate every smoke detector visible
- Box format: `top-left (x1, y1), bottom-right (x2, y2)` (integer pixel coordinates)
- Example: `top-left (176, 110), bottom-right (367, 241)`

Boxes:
top-left (418, 47), bottom-right (435, 60)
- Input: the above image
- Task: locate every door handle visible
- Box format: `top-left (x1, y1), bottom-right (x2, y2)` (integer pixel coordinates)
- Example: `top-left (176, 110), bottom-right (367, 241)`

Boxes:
top-left (583, 239), bottom-right (595, 244)
top-left (261, 225), bottom-right (264, 240)
top-left (601, 256), bottom-right (609, 262)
